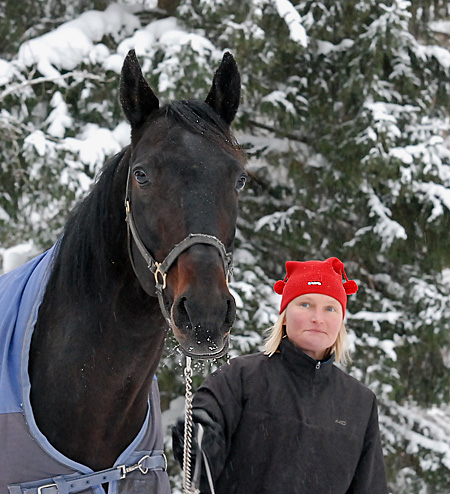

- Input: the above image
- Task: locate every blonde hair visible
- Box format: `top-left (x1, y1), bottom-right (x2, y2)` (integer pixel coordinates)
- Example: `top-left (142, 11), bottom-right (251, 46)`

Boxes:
top-left (263, 309), bottom-right (351, 365)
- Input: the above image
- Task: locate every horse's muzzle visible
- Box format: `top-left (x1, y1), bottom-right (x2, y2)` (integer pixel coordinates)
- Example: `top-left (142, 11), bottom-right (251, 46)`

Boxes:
top-left (179, 331), bottom-right (230, 359)
top-left (171, 292), bottom-right (235, 359)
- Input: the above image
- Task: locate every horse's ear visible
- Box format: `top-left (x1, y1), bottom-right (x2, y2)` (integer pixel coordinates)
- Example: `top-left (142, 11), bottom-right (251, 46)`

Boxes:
top-left (120, 50), bottom-right (159, 129)
top-left (205, 52), bottom-right (240, 125)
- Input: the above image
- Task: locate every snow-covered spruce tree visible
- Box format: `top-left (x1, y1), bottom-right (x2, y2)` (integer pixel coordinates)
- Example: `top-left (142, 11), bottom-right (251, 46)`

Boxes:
top-left (177, 0), bottom-right (450, 491)
top-left (0, 0), bottom-right (110, 58)
top-left (0, 4), bottom-right (139, 250)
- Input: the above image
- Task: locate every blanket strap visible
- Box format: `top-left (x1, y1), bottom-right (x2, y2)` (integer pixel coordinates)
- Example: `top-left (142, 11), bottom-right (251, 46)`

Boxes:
top-left (8, 452), bottom-right (167, 494)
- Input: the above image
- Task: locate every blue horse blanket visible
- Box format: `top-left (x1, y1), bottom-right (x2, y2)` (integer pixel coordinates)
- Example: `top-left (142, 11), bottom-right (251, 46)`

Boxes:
top-left (0, 245), bottom-right (170, 494)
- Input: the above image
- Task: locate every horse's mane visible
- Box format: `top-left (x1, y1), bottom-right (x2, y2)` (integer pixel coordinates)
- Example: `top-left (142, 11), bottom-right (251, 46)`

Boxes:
top-left (49, 146), bottom-right (131, 298)
top-left (48, 99), bottom-right (244, 299)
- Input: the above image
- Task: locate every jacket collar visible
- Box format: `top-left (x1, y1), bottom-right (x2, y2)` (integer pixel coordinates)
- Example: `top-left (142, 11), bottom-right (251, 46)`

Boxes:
top-left (278, 337), bottom-right (335, 380)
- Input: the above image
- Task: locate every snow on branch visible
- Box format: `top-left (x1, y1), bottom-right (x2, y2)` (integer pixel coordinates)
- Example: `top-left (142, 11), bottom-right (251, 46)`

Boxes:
top-left (416, 44), bottom-right (450, 71)
top-left (381, 400), bottom-right (450, 471)
top-left (0, 71), bottom-right (104, 101)
top-left (255, 205), bottom-right (300, 235)
top-left (261, 90), bottom-right (297, 114)
top-left (272, 0), bottom-right (308, 47)
top-left (409, 275), bottom-right (450, 327)
top-left (16, 4), bottom-right (140, 79)
top-left (363, 182), bottom-right (407, 249)
top-left (414, 182), bottom-right (450, 222)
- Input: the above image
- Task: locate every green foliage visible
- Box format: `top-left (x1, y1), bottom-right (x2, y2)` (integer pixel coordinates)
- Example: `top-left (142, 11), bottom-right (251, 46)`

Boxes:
top-left (177, 1), bottom-right (450, 490)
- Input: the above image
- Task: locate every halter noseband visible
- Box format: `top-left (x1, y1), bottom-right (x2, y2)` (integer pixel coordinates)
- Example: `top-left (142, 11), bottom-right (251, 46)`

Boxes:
top-left (124, 169), bottom-right (233, 325)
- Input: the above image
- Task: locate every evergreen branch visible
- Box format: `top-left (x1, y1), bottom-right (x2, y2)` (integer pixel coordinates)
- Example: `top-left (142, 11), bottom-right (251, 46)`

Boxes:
top-left (247, 118), bottom-right (311, 144)
top-left (0, 71), bottom-right (105, 101)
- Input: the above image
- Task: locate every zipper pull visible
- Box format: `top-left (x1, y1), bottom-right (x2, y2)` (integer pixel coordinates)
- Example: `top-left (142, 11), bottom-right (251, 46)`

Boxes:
top-left (315, 361), bottom-right (321, 370)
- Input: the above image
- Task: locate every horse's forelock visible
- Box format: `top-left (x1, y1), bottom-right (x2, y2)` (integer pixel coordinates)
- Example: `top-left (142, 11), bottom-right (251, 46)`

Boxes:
top-left (153, 100), bottom-right (244, 159)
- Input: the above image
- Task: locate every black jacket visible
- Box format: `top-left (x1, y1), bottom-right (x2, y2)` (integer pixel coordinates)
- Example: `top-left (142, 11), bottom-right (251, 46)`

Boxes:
top-left (174, 338), bottom-right (389, 494)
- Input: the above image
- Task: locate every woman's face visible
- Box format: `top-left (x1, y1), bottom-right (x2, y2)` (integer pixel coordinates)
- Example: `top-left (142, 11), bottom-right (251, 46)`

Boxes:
top-left (285, 293), bottom-right (343, 360)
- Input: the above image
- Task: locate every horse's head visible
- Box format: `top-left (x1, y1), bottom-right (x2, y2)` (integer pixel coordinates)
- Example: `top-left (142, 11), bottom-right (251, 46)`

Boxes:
top-left (120, 50), bottom-right (246, 359)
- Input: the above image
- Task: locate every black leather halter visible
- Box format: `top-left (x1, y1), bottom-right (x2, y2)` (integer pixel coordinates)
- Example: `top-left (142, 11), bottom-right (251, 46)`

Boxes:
top-left (124, 169), bottom-right (233, 325)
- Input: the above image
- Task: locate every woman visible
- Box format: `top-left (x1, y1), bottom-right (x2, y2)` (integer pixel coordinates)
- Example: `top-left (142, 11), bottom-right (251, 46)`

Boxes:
top-left (172, 257), bottom-right (389, 494)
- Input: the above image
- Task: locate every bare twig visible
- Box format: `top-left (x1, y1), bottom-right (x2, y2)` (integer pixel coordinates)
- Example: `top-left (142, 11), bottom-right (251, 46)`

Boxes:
top-left (247, 118), bottom-right (310, 144)
top-left (0, 71), bottom-right (105, 101)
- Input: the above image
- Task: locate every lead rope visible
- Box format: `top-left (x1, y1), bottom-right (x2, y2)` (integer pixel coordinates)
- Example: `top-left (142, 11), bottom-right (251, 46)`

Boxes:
top-left (183, 357), bottom-right (217, 494)
top-left (182, 260), bottom-right (230, 493)
top-left (183, 356), bottom-right (198, 494)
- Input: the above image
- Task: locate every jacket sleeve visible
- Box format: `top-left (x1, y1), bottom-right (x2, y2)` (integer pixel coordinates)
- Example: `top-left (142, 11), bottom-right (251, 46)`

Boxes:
top-left (347, 395), bottom-right (389, 494)
top-left (192, 359), bottom-right (245, 491)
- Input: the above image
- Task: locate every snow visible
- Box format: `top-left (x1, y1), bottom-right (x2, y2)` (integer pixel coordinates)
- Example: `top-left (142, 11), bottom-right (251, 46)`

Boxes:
top-left (117, 28), bottom-right (157, 58)
top-left (363, 182), bottom-right (408, 249)
top-left (24, 131), bottom-right (49, 157)
top-left (430, 20), bottom-right (450, 37)
top-left (381, 401), bottom-right (450, 471)
top-left (1, 241), bottom-right (39, 274)
top-left (64, 124), bottom-right (124, 172)
top-left (17, 4), bottom-right (140, 80)
top-left (103, 54), bottom-right (125, 74)
top-left (46, 92), bottom-right (73, 138)
top-left (415, 182), bottom-right (450, 222)
top-left (273, 0), bottom-right (308, 47)
top-left (255, 206), bottom-right (299, 235)
top-left (116, 17), bottom-right (183, 60)
top-left (417, 44), bottom-right (450, 70)
top-left (316, 38), bottom-right (354, 56)
top-left (161, 395), bottom-right (184, 432)
top-left (236, 132), bottom-right (293, 156)
top-left (410, 275), bottom-right (450, 326)
top-left (350, 310), bottom-right (403, 325)
top-left (262, 90), bottom-right (297, 114)
top-left (390, 147), bottom-right (414, 165)
top-left (148, 16), bottom-right (179, 38)
top-left (0, 59), bottom-right (14, 86)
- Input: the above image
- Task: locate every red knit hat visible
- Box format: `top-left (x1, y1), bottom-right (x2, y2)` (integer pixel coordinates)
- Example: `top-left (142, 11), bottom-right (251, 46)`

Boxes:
top-left (273, 257), bottom-right (358, 316)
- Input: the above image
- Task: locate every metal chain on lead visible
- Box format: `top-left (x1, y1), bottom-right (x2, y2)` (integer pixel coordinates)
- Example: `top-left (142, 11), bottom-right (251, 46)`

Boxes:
top-left (183, 356), bottom-right (198, 494)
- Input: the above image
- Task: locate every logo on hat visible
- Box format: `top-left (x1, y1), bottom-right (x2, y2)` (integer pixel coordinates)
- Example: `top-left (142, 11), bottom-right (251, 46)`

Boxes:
top-left (308, 281), bottom-right (322, 286)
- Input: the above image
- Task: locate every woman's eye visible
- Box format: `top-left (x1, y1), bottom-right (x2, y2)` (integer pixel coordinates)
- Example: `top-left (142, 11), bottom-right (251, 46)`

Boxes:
top-left (236, 174), bottom-right (247, 191)
top-left (300, 302), bottom-right (310, 308)
top-left (134, 169), bottom-right (149, 185)
top-left (326, 306), bottom-right (336, 312)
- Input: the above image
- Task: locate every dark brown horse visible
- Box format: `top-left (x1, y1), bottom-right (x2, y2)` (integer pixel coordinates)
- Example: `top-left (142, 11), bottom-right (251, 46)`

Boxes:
top-left (2, 50), bottom-right (246, 491)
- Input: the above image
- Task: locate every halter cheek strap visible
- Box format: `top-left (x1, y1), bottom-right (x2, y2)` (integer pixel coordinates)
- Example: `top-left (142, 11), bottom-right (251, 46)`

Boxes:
top-left (124, 172), bottom-right (233, 325)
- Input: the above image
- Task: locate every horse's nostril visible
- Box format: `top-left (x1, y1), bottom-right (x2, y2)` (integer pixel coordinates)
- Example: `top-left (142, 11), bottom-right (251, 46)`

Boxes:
top-left (173, 297), bottom-right (192, 331)
top-left (172, 292), bottom-right (234, 357)
top-left (225, 297), bottom-right (236, 325)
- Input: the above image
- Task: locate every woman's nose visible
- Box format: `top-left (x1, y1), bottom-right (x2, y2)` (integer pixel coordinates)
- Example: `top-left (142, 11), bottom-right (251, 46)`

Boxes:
top-left (311, 309), bottom-right (323, 323)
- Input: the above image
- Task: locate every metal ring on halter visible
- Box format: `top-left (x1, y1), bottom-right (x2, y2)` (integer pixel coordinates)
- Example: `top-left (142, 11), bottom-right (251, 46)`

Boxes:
top-left (154, 263), bottom-right (167, 290)
top-left (137, 454), bottom-right (150, 475)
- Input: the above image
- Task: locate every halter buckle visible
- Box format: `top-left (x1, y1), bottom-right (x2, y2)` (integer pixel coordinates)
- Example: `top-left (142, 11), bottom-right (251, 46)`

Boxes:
top-left (154, 263), bottom-right (167, 290)
top-left (37, 483), bottom-right (57, 494)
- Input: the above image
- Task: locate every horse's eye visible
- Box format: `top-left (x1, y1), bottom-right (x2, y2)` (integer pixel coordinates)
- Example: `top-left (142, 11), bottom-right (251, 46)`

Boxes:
top-left (236, 173), bottom-right (247, 192)
top-left (133, 168), bottom-right (149, 186)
